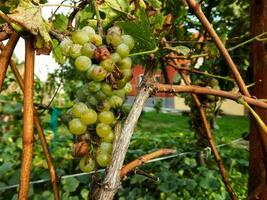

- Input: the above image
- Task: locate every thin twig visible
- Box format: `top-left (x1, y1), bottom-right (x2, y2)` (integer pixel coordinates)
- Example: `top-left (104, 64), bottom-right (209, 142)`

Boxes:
top-left (185, 0), bottom-right (250, 97)
top-left (120, 149), bottom-right (177, 177)
top-left (0, 32), bottom-right (19, 91)
top-left (18, 38), bottom-right (35, 200)
top-left (9, 60), bottom-right (60, 200)
top-left (92, 0), bottom-right (103, 36)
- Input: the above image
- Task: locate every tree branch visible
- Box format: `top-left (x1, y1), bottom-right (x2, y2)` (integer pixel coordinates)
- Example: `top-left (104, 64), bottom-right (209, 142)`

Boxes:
top-left (185, 0), bottom-right (250, 97)
top-left (120, 149), bottom-right (177, 178)
top-left (0, 32), bottom-right (19, 91)
top-left (10, 60), bottom-right (59, 200)
top-left (18, 38), bottom-right (35, 200)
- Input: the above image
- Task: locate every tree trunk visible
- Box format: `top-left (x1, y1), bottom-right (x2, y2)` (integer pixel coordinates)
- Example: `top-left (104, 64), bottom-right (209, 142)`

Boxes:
top-left (249, 0), bottom-right (267, 199)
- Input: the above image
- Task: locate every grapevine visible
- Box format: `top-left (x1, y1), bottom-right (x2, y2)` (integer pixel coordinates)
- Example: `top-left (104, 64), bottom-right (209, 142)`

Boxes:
top-left (60, 25), bottom-right (134, 172)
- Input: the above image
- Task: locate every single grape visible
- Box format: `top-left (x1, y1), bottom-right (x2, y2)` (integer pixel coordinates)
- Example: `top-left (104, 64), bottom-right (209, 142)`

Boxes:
top-left (60, 38), bottom-right (73, 56)
top-left (74, 56), bottom-right (92, 71)
top-left (95, 90), bottom-right (107, 101)
top-left (99, 111), bottom-right (115, 124)
top-left (107, 26), bottom-right (121, 35)
top-left (73, 141), bottom-right (89, 157)
top-left (123, 82), bottom-right (133, 94)
top-left (87, 95), bottom-right (98, 107)
top-left (109, 95), bottom-right (123, 108)
top-left (94, 46), bottom-right (111, 61)
top-left (116, 43), bottom-right (130, 58)
top-left (69, 118), bottom-right (87, 135)
top-left (210, 78), bottom-right (219, 87)
top-left (111, 53), bottom-right (121, 63)
top-left (87, 81), bottom-right (101, 92)
top-left (96, 152), bottom-right (110, 167)
top-left (98, 142), bottom-right (113, 154)
top-left (90, 66), bottom-right (107, 82)
top-left (122, 35), bottom-right (135, 50)
top-left (72, 102), bottom-right (89, 118)
top-left (97, 100), bottom-right (111, 112)
top-left (100, 58), bottom-right (115, 72)
top-left (82, 26), bottom-right (96, 36)
top-left (101, 131), bottom-right (115, 143)
top-left (212, 85), bottom-right (220, 90)
top-left (114, 89), bottom-right (125, 99)
top-left (117, 77), bottom-right (127, 89)
top-left (82, 43), bottom-right (96, 58)
top-left (76, 88), bottom-right (88, 102)
top-left (101, 83), bottom-right (114, 96)
top-left (80, 108), bottom-right (98, 125)
top-left (79, 156), bottom-right (95, 172)
top-left (121, 69), bottom-right (133, 81)
top-left (85, 64), bottom-right (97, 80)
top-left (106, 32), bottom-right (122, 47)
top-left (72, 30), bottom-right (90, 45)
top-left (96, 123), bottom-right (112, 138)
top-left (118, 57), bottom-right (132, 69)
top-left (90, 34), bottom-right (102, 46)
top-left (69, 44), bottom-right (82, 59)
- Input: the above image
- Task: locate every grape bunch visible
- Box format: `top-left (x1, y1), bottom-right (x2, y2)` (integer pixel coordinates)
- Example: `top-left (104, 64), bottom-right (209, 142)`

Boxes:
top-left (60, 25), bottom-right (135, 172)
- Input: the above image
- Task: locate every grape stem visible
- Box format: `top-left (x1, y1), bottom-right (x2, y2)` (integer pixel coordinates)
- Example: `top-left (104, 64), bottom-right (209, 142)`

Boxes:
top-left (129, 47), bottom-right (159, 57)
top-left (92, 0), bottom-right (104, 37)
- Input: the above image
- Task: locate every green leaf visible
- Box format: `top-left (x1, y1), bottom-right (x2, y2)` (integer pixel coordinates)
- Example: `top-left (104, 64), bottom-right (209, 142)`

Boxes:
top-left (53, 14), bottom-right (68, 32)
top-left (165, 46), bottom-right (190, 55)
top-left (116, 9), bottom-right (156, 52)
top-left (145, 0), bottom-right (162, 8)
top-left (62, 177), bottom-right (80, 192)
top-left (8, 1), bottom-right (52, 54)
top-left (52, 39), bottom-right (66, 64)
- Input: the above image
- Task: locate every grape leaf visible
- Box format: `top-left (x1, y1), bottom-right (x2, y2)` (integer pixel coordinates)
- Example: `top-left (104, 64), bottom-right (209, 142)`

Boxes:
top-left (53, 14), bottom-right (68, 32)
top-left (8, 1), bottom-right (52, 54)
top-left (51, 39), bottom-right (65, 64)
top-left (116, 9), bottom-right (156, 52)
top-left (165, 46), bottom-right (190, 55)
top-left (62, 177), bottom-right (79, 192)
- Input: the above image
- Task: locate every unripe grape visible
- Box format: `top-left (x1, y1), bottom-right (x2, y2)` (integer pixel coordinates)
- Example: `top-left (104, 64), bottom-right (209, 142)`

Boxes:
top-left (99, 111), bottom-right (115, 124)
top-left (210, 78), bottom-right (219, 87)
top-left (121, 69), bottom-right (133, 81)
top-left (109, 95), bottom-right (123, 108)
top-left (82, 43), bottom-right (96, 58)
top-left (100, 58), bottom-right (115, 72)
top-left (86, 64), bottom-right (97, 80)
top-left (74, 56), bottom-right (92, 71)
top-left (98, 142), bottom-right (113, 154)
top-left (101, 83), bottom-right (114, 96)
top-left (118, 57), bottom-right (132, 69)
top-left (80, 108), bottom-right (98, 125)
top-left (97, 100), bottom-right (111, 112)
top-left (79, 156), bottom-right (95, 172)
top-left (111, 53), bottom-right (121, 63)
top-left (72, 30), bottom-right (90, 45)
top-left (82, 26), bottom-right (96, 36)
top-left (69, 44), bottom-right (82, 59)
top-left (96, 123), bottom-right (112, 138)
top-left (69, 118), bottom-right (87, 135)
top-left (106, 32), bottom-right (122, 47)
top-left (90, 66), bottom-right (107, 82)
top-left (114, 89), bottom-right (125, 99)
top-left (72, 102), bottom-right (89, 118)
top-left (117, 77), bottom-right (127, 89)
top-left (96, 152), bottom-right (110, 167)
top-left (60, 38), bottom-right (73, 56)
top-left (107, 26), bottom-right (121, 35)
top-left (87, 95), bottom-right (98, 107)
top-left (122, 35), bottom-right (135, 50)
top-left (116, 43), bottom-right (130, 58)
top-left (95, 90), bottom-right (107, 101)
top-left (87, 81), bottom-right (101, 92)
top-left (123, 82), bottom-right (132, 94)
top-left (101, 131), bottom-right (115, 143)
top-left (90, 34), bottom-right (102, 46)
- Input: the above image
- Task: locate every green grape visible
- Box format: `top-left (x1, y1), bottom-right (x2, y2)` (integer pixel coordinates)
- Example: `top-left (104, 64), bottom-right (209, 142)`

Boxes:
top-left (82, 43), bottom-right (96, 58)
top-left (90, 34), bottom-right (102, 46)
top-left (101, 131), bottom-right (115, 143)
top-left (69, 44), bottom-right (82, 59)
top-left (61, 108), bottom-right (73, 124)
top-left (79, 156), bottom-right (95, 172)
top-left (117, 77), bottom-right (127, 89)
top-left (90, 66), bottom-right (107, 82)
top-left (121, 35), bottom-right (135, 50)
top-left (80, 108), bottom-right (98, 125)
top-left (87, 95), bottom-right (98, 107)
top-left (123, 82), bottom-right (132, 94)
top-left (97, 100), bottom-right (111, 112)
top-left (95, 90), bottom-right (107, 101)
top-left (72, 30), bottom-right (90, 45)
top-left (212, 85), bottom-right (220, 90)
top-left (109, 95), bottom-right (123, 108)
top-left (106, 32), bottom-right (122, 47)
top-left (72, 102), bottom-right (89, 118)
top-left (207, 95), bottom-right (216, 101)
top-left (87, 81), bottom-right (101, 92)
top-left (111, 53), bottom-right (121, 63)
top-left (98, 111), bottom-right (115, 124)
top-left (210, 78), bottom-right (219, 87)
top-left (96, 152), bottom-right (110, 167)
top-left (116, 43), bottom-right (130, 58)
top-left (96, 123), bottom-right (112, 138)
top-left (100, 58), bottom-right (115, 72)
top-left (98, 142), bottom-right (113, 154)
top-left (121, 69), bottom-right (133, 81)
top-left (107, 26), bottom-right (121, 35)
top-left (101, 83), bottom-right (114, 96)
top-left (69, 118), bottom-right (87, 135)
top-left (86, 64), bottom-right (97, 80)
top-left (82, 26), bottom-right (96, 36)
top-left (74, 56), bottom-right (92, 71)
top-left (60, 38), bottom-right (73, 56)
top-left (114, 89), bottom-right (125, 99)
top-left (76, 88), bottom-right (88, 102)
top-left (118, 57), bottom-right (132, 69)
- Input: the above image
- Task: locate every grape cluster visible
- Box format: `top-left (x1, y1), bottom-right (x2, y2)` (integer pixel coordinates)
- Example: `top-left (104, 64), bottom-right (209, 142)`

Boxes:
top-left (60, 25), bottom-right (135, 172)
